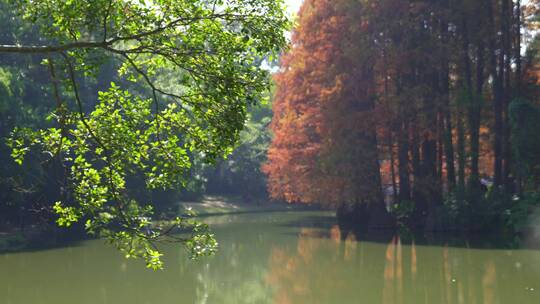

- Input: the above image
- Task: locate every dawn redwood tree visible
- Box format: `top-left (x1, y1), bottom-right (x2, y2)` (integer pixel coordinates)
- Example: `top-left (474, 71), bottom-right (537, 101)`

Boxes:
top-left (0, 0), bottom-right (289, 268)
top-left (265, 0), bottom-right (393, 228)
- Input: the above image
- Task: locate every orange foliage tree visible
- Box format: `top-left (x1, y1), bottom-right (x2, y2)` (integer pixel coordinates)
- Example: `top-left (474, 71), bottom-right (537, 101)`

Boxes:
top-left (264, 0), bottom-right (392, 226)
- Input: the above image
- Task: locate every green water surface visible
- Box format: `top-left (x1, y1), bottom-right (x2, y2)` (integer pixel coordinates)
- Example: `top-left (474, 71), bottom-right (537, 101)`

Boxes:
top-left (1, 211), bottom-right (539, 304)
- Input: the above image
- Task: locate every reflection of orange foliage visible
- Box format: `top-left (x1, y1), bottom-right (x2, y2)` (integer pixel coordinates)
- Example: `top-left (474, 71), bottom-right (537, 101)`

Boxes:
top-left (384, 237), bottom-right (396, 280)
top-left (267, 231), bottom-right (508, 304)
top-left (266, 228), bottom-right (331, 303)
top-left (297, 229), bottom-right (323, 263)
top-left (266, 248), bottom-right (301, 304)
top-left (330, 225), bottom-right (341, 243)
top-left (266, 227), bottom-right (356, 304)
top-left (269, 247), bottom-right (310, 301)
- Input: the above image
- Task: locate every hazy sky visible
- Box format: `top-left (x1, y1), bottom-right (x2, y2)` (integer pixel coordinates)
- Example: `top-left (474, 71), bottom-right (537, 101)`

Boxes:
top-left (285, 0), bottom-right (303, 15)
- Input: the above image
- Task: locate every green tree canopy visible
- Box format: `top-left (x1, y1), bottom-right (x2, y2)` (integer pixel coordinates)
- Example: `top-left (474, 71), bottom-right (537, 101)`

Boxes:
top-left (1, 0), bottom-right (289, 269)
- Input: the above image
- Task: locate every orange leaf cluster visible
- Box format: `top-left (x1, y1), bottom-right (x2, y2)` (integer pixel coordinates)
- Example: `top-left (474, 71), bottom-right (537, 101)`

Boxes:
top-left (264, 0), bottom-right (382, 206)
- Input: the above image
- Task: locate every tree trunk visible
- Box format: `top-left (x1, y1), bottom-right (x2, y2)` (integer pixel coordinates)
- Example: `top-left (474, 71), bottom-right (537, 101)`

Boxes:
top-left (469, 41), bottom-right (485, 194)
top-left (439, 6), bottom-right (456, 190)
top-left (398, 122), bottom-right (411, 202)
top-left (515, 0), bottom-right (523, 194)
top-left (460, 12), bottom-right (474, 192)
top-left (437, 112), bottom-right (444, 187)
top-left (389, 131), bottom-right (399, 203)
top-left (487, 0), bottom-right (504, 188)
top-left (501, 0), bottom-right (513, 191)
top-left (457, 109), bottom-right (466, 190)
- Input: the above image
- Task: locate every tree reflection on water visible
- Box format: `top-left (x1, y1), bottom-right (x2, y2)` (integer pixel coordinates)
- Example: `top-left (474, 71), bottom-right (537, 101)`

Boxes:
top-left (265, 225), bottom-right (539, 304)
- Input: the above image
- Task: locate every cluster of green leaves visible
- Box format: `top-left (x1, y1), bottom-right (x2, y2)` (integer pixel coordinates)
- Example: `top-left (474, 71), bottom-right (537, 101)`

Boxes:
top-left (389, 200), bottom-right (415, 224)
top-left (4, 0), bottom-right (289, 268)
top-left (10, 85), bottom-right (219, 268)
top-left (504, 191), bottom-right (540, 232)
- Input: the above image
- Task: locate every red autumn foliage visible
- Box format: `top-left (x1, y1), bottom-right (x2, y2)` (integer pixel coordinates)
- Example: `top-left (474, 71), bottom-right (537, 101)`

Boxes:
top-left (264, 0), bottom-right (383, 207)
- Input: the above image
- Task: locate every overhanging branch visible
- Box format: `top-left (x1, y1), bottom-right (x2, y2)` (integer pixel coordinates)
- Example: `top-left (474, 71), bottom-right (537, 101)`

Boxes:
top-left (0, 41), bottom-right (108, 54)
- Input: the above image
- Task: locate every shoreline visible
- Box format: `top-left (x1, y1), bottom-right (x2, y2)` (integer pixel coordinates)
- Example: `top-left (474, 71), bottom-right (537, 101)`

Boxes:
top-left (176, 195), bottom-right (319, 217)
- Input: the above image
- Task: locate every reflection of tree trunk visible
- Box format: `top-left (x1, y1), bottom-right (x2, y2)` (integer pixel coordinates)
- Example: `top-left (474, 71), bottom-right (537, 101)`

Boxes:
top-left (482, 261), bottom-right (497, 304)
top-left (443, 245), bottom-right (452, 304)
top-left (457, 281), bottom-right (465, 304)
top-left (344, 232), bottom-right (357, 261)
top-left (465, 241), bottom-right (478, 304)
top-left (330, 225), bottom-right (341, 244)
top-left (383, 237), bottom-right (396, 304)
top-left (382, 237), bottom-right (404, 304)
top-left (396, 238), bottom-right (403, 304)
top-left (411, 241), bottom-right (417, 282)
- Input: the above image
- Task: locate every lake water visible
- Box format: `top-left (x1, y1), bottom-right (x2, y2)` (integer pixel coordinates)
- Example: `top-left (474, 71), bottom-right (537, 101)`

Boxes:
top-left (1, 211), bottom-right (540, 304)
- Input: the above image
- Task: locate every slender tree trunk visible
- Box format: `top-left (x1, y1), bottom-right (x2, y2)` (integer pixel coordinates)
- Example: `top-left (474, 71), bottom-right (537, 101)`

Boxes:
top-left (348, 58), bottom-right (393, 229)
top-left (487, 0), bottom-right (504, 188)
top-left (460, 13), bottom-right (473, 192)
top-left (457, 0), bottom-right (486, 196)
top-left (457, 108), bottom-right (466, 190)
top-left (398, 120), bottom-right (411, 202)
top-left (515, 0), bottom-right (523, 194)
top-left (437, 111), bottom-right (444, 184)
top-left (470, 42), bottom-right (485, 192)
top-left (383, 50), bottom-right (398, 203)
top-left (389, 132), bottom-right (399, 204)
top-left (411, 124), bottom-right (421, 197)
top-left (515, 0), bottom-right (522, 95)
top-left (439, 2), bottom-right (456, 190)
top-left (502, 0), bottom-right (513, 191)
